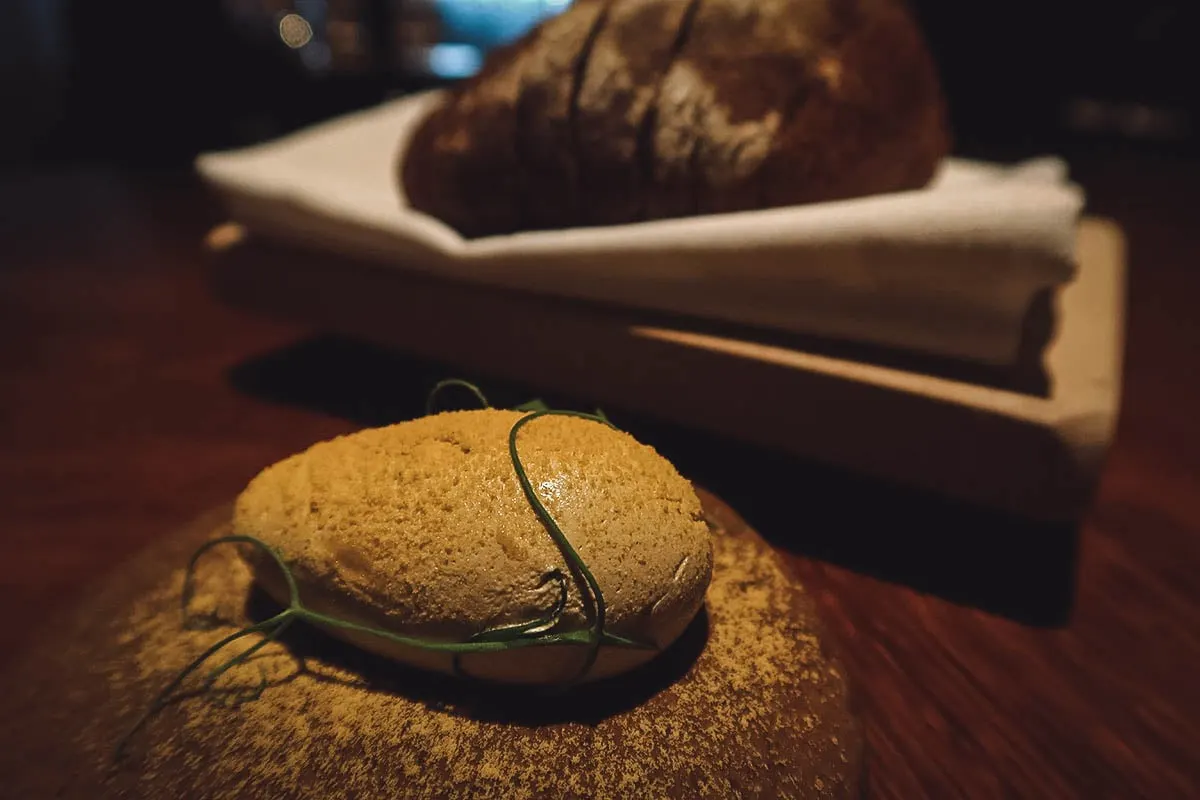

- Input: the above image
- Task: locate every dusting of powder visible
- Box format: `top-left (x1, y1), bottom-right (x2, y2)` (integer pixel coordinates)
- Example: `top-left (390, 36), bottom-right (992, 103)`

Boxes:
top-left (103, 521), bottom-right (854, 798)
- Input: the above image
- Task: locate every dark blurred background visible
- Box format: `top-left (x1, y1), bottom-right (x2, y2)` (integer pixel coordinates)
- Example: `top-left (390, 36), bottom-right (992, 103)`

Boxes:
top-left (2, 0), bottom-right (1198, 171)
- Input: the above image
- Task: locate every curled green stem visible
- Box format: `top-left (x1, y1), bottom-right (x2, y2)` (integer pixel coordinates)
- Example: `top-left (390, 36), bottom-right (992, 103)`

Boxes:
top-left (116, 389), bottom-right (645, 761)
top-left (113, 611), bottom-right (293, 760)
top-left (508, 410), bottom-right (618, 682)
top-left (426, 379), bottom-right (492, 415)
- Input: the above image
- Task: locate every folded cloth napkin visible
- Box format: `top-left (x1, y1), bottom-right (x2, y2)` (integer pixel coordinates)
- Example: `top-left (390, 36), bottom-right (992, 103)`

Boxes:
top-left (196, 91), bottom-right (1085, 365)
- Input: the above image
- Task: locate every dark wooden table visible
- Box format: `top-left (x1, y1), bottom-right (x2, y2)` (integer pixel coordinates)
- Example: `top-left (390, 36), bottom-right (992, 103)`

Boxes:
top-left (2, 156), bottom-right (1198, 798)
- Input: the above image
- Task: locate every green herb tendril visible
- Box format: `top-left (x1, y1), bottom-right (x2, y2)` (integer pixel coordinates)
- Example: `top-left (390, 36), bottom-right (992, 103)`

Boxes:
top-left (114, 381), bottom-right (646, 760)
top-left (508, 409), bottom-right (617, 680)
top-left (425, 378), bottom-right (492, 415)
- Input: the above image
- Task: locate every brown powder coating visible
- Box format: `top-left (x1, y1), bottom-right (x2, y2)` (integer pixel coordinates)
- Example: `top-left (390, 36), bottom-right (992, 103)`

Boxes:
top-left (0, 493), bottom-right (861, 799)
top-left (400, 0), bottom-right (948, 238)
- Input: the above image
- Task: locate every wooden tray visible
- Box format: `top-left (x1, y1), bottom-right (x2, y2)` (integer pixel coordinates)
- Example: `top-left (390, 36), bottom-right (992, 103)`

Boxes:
top-left (205, 217), bottom-right (1126, 522)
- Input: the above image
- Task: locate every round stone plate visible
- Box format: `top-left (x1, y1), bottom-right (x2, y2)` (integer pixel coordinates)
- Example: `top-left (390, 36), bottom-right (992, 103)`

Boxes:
top-left (0, 489), bottom-right (863, 799)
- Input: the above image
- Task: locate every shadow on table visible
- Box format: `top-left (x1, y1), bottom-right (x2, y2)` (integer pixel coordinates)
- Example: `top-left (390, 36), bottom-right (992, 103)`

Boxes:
top-left (228, 334), bottom-right (1081, 628)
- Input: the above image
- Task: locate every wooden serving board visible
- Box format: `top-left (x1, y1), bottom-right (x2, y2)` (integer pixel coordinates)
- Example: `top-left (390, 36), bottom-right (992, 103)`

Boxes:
top-left (205, 218), bottom-right (1125, 521)
top-left (0, 490), bottom-right (861, 799)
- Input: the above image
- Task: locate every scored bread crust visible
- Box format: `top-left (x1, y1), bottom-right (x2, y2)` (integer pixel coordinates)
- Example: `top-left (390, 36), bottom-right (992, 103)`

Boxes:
top-left (232, 409), bottom-right (713, 685)
top-left (400, 0), bottom-right (949, 238)
top-left (575, 0), bottom-right (700, 226)
top-left (398, 33), bottom-right (535, 238)
top-left (653, 0), bottom-right (842, 218)
top-left (759, 0), bottom-right (949, 208)
top-left (516, 0), bottom-right (610, 231)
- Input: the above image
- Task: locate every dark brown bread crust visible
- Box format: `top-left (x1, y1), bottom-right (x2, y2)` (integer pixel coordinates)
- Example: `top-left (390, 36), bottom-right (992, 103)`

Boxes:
top-left (651, 0), bottom-right (841, 219)
top-left (516, 0), bottom-right (610, 232)
top-left (400, 0), bottom-right (948, 238)
top-left (760, 0), bottom-right (950, 209)
top-left (398, 31), bottom-right (545, 238)
top-left (575, 0), bottom-right (699, 227)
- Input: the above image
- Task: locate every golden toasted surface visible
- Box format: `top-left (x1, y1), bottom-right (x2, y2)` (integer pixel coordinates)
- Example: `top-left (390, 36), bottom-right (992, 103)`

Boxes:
top-left (233, 410), bottom-right (712, 657)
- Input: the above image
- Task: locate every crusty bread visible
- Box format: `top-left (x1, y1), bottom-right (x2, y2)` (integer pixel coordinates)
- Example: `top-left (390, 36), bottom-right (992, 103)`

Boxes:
top-left (398, 34), bottom-right (535, 238)
top-left (232, 409), bottom-right (713, 685)
top-left (653, 0), bottom-right (842, 217)
top-left (516, 0), bottom-right (609, 230)
top-left (401, 0), bottom-right (949, 238)
top-left (575, 0), bottom-right (698, 226)
top-left (759, 0), bottom-right (951, 209)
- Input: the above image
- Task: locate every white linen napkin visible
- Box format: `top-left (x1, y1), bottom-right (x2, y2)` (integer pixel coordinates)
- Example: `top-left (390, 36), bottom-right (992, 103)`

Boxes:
top-left (197, 91), bottom-right (1085, 365)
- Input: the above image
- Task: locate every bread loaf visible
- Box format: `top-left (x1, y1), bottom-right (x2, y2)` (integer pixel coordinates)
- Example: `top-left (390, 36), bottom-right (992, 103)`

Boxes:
top-left (400, 0), bottom-right (949, 238)
top-left (232, 409), bottom-right (713, 685)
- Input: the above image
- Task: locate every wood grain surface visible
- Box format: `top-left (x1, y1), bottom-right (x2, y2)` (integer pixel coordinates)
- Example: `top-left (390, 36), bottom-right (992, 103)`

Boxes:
top-left (1, 158), bottom-right (1198, 798)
